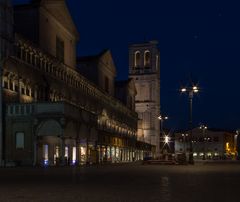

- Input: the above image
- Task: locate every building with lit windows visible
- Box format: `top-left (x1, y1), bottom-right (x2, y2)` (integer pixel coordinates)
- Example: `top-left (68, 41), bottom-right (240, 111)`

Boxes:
top-left (175, 128), bottom-right (236, 160)
top-left (129, 41), bottom-right (160, 156)
top-left (2, 0), bottom-right (153, 166)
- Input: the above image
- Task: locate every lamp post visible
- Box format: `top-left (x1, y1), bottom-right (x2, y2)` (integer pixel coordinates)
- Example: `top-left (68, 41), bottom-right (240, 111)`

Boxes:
top-left (199, 124), bottom-right (207, 160)
top-left (181, 133), bottom-right (188, 154)
top-left (180, 85), bottom-right (199, 164)
top-left (158, 115), bottom-right (168, 156)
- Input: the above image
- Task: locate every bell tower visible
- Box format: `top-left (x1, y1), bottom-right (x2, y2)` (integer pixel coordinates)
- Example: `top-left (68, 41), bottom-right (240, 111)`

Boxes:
top-left (129, 41), bottom-right (160, 156)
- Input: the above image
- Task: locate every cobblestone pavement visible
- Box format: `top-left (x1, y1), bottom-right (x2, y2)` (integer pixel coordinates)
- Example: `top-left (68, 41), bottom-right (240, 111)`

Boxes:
top-left (0, 163), bottom-right (239, 202)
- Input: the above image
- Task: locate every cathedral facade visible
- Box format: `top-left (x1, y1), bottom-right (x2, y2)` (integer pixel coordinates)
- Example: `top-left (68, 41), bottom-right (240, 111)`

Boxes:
top-left (1, 0), bottom-right (153, 166)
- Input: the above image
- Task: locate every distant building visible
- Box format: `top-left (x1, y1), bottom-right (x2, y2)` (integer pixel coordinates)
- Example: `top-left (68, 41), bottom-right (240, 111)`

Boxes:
top-left (2, 0), bottom-right (153, 166)
top-left (129, 41), bottom-right (160, 156)
top-left (174, 128), bottom-right (236, 159)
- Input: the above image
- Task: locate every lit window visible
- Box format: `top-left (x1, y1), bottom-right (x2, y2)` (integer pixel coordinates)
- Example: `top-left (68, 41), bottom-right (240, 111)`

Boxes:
top-left (16, 132), bottom-right (24, 149)
top-left (43, 145), bottom-right (49, 165)
top-left (54, 146), bottom-right (59, 158)
top-left (65, 146), bottom-right (69, 158)
top-left (72, 147), bottom-right (76, 164)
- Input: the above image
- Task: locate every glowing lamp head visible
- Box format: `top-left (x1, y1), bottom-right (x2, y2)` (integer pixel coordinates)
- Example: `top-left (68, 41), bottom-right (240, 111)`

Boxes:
top-left (181, 88), bottom-right (187, 92)
top-left (164, 136), bottom-right (170, 144)
top-left (193, 86), bottom-right (199, 93)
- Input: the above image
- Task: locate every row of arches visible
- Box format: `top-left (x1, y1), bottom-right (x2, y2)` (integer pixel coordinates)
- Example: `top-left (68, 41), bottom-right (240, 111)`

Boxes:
top-left (134, 50), bottom-right (151, 67)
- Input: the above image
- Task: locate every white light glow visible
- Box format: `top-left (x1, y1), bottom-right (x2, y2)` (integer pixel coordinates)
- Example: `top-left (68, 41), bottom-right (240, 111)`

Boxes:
top-left (181, 88), bottom-right (187, 92)
top-left (164, 136), bottom-right (170, 144)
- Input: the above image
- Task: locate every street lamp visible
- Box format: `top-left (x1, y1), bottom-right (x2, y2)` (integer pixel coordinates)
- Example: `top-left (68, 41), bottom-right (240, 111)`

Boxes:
top-left (199, 124), bottom-right (207, 160)
top-left (180, 84), bottom-right (200, 164)
top-left (158, 115), bottom-right (168, 156)
top-left (181, 133), bottom-right (188, 154)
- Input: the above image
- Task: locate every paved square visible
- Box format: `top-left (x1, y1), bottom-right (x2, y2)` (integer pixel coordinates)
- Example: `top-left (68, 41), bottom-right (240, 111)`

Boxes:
top-left (0, 163), bottom-right (239, 202)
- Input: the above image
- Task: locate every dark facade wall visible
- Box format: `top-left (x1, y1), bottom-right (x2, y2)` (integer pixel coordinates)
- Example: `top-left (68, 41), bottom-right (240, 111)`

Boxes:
top-left (14, 6), bottom-right (39, 44)
top-left (5, 117), bottom-right (34, 165)
top-left (78, 61), bottom-right (98, 85)
top-left (115, 86), bottom-right (126, 105)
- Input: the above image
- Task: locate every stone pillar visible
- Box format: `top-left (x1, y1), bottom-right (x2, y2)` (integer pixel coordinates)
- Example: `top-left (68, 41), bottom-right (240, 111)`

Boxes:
top-left (76, 140), bottom-right (80, 166)
top-left (60, 137), bottom-right (65, 166)
top-left (110, 146), bottom-right (112, 163)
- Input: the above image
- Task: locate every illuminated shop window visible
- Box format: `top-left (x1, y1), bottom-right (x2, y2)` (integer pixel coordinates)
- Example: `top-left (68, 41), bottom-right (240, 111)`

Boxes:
top-left (54, 145), bottom-right (60, 164)
top-left (72, 147), bottom-right (76, 164)
top-left (65, 146), bottom-right (69, 158)
top-left (43, 144), bottom-right (49, 165)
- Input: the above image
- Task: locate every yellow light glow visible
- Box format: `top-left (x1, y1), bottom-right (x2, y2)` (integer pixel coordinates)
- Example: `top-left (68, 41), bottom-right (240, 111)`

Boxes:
top-left (226, 142), bottom-right (230, 152)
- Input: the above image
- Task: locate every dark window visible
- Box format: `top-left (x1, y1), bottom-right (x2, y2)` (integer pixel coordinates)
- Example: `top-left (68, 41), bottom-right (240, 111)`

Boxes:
top-left (144, 51), bottom-right (151, 67)
top-left (56, 37), bottom-right (64, 63)
top-left (20, 106), bottom-right (24, 114)
top-left (213, 137), bottom-right (219, 142)
top-left (135, 51), bottom-right (140, 67)
top-left (15, 84), bottom-right (19, 92)
top-left (4, 81), bottom-right (8, 88)
top-left (10, 82), bottom-right (13, 91)
top-left (21, 87), bottom-right (25, 95)
top-left (15, 106), bottom-right (19, 114)
top-left (26, 105), bottom-right (30, 114)
top-left (26, 88), bottom-right (30, 96)
top-left (105, 76), bottom-right (109, 93)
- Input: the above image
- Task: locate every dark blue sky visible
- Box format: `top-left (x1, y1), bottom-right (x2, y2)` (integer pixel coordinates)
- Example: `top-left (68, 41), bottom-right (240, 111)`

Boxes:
top-left (13, 0), bottom-right (240, 130)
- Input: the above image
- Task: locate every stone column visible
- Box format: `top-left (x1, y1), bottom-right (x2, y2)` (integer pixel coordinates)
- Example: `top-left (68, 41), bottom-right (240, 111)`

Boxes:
top-left (76, 139), bottom-right (80, 166)
top-left (60, 137), bottom-right (65, 166)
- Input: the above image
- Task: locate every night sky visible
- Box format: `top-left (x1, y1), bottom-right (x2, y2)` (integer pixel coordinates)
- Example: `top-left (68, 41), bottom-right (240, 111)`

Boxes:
top-left (12, 0), bottom-right (240, 131)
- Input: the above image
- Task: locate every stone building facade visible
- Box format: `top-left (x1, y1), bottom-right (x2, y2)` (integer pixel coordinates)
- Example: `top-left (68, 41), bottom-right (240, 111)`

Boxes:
top-left (175, 128), bottom-right (236, 159)
top-left (129, 41), bottom-right (160, 156)
top-left (0, 0), bottom-right (13, 166)
top-left (2, 0), bottom-right (152, 166)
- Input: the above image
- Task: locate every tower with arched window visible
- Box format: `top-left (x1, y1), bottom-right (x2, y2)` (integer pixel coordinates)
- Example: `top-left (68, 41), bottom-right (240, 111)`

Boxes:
top-left (129, 40), bottom-right (160, 156)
